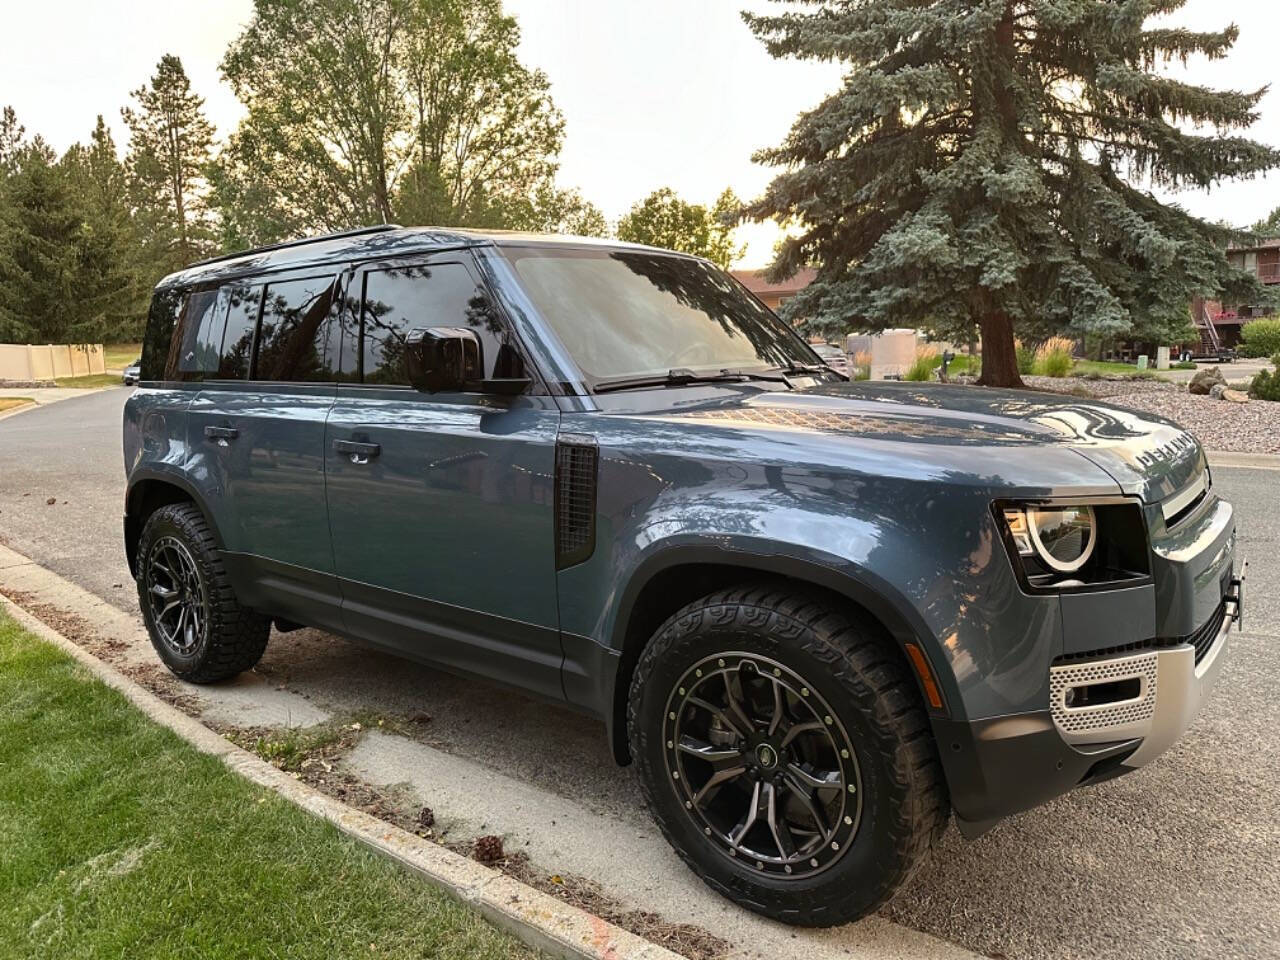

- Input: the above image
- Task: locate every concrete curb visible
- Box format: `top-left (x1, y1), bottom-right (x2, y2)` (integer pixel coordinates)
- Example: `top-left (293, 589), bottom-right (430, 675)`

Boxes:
top-left (0, 399), bottom-right (36, 423)
top-left (0, 594), bottom-right (685, 960)
top-left (1207, 450), bottom-right (1280, 471)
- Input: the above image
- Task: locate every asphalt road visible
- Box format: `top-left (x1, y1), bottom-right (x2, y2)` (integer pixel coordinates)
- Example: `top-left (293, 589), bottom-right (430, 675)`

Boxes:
top-left (1, 388), bottom-right (1277, 960)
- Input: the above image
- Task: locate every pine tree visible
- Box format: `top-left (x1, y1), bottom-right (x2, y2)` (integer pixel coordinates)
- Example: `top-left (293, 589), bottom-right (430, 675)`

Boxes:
top-left (745, 1), bottom-right (1280, 387)
top-left (123, 54), bottom-right (216, 274)
top-left (0, 106), bottom-right (26, 177)
top-left (62, 117), bottom-right (147, 341)
top-left (0, 141), bottom-right (81, 343)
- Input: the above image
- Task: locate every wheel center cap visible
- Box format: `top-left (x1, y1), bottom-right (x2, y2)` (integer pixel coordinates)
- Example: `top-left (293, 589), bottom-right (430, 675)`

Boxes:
top-left (755, 744), bottom-right (778, 769)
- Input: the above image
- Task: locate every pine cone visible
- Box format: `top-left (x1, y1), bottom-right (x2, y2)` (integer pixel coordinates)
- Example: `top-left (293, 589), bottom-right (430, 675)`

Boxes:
top-left (473, 835), bottom-right (504, 863)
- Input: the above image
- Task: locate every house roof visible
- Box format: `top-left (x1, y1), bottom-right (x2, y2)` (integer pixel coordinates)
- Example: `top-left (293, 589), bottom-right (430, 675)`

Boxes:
top-left (1228, 236), bottom-right (1280, 251)
top-left (731, 267), bottom-right (818, 298)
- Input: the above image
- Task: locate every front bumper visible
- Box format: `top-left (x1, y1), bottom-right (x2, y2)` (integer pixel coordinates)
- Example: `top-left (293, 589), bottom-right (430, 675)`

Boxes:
top-left (939, 566), bottom-right (1243, 837)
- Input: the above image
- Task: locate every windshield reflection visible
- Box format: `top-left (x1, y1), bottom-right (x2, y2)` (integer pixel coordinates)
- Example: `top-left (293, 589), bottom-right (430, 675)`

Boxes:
top-left (504, 247), bottom-right (818, 383)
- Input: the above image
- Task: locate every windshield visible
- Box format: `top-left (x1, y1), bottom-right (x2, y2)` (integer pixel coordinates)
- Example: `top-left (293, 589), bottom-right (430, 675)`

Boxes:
top-left (503, 247), bottom-right (819, 385)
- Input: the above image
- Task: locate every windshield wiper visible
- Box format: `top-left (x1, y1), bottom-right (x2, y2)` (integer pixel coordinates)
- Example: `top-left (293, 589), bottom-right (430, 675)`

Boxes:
top-left (720, 368), bottom-right (794, 385)
top-left (593, 368), bottom-right (751, 394)
top-left (778, 362), bottom-right (832, 376)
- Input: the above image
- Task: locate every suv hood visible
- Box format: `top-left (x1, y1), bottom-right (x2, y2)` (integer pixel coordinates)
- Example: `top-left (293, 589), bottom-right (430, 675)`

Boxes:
top-left (656, 381), bottom-right (1203, 505)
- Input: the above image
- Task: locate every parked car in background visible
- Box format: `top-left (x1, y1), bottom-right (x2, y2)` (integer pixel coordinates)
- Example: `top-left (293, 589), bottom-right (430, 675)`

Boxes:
top-left (122, 358), bottom-right (141, 385)
top-left (123, 226), bottom-right (1243, 926)
top-left (810, 341), bottom-right (850, 376)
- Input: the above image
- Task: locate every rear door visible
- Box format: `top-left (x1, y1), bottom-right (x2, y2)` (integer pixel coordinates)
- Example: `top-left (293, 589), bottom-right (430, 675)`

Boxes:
top-left (324, 253), bottom-right (563, 699)
top-left (185, 269), bottom-right (346, 630)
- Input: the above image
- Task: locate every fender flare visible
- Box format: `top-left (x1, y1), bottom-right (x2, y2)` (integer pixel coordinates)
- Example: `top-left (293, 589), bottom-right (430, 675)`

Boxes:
top-left (600, 538), bottom-right (958, 764)
top-left (124, 467), bottom-right (224, 575)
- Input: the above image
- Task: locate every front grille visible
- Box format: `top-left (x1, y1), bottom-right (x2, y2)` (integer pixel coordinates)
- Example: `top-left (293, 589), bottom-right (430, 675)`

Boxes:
top-left (1056, 598), bottom-right (1228, 666)
top-left (1187, 599), bottom-right (1227, 664)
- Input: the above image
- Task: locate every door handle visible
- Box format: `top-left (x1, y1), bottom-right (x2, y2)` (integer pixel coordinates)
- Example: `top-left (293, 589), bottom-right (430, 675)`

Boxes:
top-left (333, 438), bottom-right (381, 464)
top-left (204, 425), bottom-right (238, 442)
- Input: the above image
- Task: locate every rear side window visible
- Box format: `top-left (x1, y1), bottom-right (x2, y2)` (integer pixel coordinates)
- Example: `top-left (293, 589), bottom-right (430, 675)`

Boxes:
top-left (359, 262), bottom-right (502, 385)
top-left (255, 275), bottom-right (341, 382)
top-left (140, 288), bottom-right (183, 382)
top-left (216, 285), bottom-right (262, 380)
top-left (171, 289), bottom-right (224, 380)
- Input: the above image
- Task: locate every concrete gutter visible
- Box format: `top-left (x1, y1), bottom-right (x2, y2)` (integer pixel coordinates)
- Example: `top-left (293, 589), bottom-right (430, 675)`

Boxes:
top-left (0, 594), bottom-right (684, 960)
top-left (1207, 450), bottom-right (1280, 472)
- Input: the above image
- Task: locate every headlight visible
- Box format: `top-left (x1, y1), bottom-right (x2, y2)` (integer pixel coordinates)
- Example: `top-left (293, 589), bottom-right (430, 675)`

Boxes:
top-left (997, 500), bottom-right (1150, 591)
top-left (1003, 505), bottom-right (1097, 573)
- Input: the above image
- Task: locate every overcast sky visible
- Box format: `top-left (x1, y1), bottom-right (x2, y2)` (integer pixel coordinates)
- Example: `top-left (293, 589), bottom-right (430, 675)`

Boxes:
top-left (2, 0), bottom-right (1277, 266)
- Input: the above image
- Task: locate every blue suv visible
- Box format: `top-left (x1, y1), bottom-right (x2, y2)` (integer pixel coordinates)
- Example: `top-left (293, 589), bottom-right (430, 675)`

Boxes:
top-left (124, 225), bottom-right (1243, 926)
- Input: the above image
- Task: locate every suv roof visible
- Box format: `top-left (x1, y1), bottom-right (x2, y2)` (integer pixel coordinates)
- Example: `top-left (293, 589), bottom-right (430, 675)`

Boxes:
top-left (158, 226), bottom-right (687, 291)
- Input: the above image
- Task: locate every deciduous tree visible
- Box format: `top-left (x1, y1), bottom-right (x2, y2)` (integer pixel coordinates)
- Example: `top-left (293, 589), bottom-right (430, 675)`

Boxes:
top-left (617, 187), bottom-right (744, 268)
top-left (1249, 205), bottom-right (1280, 237)
top-left (216, 0), bottom-right (585, 241)
top-left (745, 1), bottom-right (1280, 387)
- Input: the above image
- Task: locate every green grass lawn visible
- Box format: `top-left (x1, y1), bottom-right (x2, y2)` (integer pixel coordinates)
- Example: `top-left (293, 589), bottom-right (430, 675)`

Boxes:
top-left (0, 613), bottom-right (539, 960)
top-left (52, 373), bottom-right (124, 389)
top-left (104, 343), bottom-right (142, 371)
top-left (928, 353), bottom-right (979, 375)
top-left (1071, 359), bottom-right (1164, 378)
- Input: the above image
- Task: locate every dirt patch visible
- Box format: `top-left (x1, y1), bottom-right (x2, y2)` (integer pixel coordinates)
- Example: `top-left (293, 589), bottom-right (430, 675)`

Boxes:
top-left (0, 589), bottom-right (133, 664)
top-left (215, 719), bottom-right (430, 837)
top-left (120, 662), bottom-right (203, 713)
top-left (495, 850), bottom-right (731, 960)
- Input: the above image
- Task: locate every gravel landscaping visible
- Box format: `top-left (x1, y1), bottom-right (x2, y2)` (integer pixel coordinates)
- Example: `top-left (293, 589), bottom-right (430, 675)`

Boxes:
top-left (1021, 373), bottom-right (1280, 454)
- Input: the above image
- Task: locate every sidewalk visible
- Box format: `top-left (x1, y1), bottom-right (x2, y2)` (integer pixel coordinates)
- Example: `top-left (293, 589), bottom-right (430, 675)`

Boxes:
top-left (0, 385), bottom-right (113, 406)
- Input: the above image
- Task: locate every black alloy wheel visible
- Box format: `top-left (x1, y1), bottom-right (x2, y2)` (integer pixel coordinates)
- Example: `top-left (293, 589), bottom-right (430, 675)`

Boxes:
top-left (136, 502), bottom-right (271, 683)
top-left (663, 652), bottom-right (862, 878)
top-left (145, 535), bottom-right (207, 657)
top-left (629, 584), bottom-right (948, 926)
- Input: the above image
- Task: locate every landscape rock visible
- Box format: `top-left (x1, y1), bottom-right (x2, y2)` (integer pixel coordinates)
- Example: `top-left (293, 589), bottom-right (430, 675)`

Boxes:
top-left (1209, 383), bottom-right (1227, 400)
top-left (1022, 376), bottom-right (1277, 453)
top-left (1222, 388), bottom-right (1250, 404)
top-left (1189, 367), bottom-right (1226, 395)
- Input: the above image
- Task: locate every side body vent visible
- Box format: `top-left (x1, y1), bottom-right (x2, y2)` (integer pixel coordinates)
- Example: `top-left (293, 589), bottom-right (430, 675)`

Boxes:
top-left (555, 434), bottom-right (599, 569)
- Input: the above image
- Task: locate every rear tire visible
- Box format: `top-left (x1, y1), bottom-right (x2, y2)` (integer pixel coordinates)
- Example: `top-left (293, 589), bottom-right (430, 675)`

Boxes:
top-left (627, 583), bottom-right (947, 927)
top-left (136, 502), bottom-right (270, 683)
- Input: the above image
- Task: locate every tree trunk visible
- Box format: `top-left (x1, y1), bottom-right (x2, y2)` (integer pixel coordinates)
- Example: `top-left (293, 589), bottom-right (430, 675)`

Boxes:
top-left (975, 309), bottom-right (1024, 388)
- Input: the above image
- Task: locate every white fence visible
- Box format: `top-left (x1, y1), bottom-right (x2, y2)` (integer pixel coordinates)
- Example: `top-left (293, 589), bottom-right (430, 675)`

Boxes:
top-left (0, 343), bottom-right (106, 381)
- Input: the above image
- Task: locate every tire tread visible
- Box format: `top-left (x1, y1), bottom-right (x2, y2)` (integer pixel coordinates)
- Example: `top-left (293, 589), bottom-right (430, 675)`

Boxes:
top-left (627, 582), bottom-right (948, 926)
top-left (137, 503), bottom-right (270, 683)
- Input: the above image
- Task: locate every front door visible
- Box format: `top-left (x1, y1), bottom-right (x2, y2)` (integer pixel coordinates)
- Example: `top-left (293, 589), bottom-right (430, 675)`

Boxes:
top-left (185, 270), bottom-right (345, 629)
top-left (324, 254), bottom-right (563, 699)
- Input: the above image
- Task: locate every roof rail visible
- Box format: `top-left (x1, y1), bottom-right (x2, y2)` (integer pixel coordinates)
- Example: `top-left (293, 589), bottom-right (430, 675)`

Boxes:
top-left (187, 224), bottom-right (403, 269)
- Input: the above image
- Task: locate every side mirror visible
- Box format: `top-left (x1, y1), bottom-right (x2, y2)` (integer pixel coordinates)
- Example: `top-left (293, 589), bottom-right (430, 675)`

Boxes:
top-left (405, 327), bottom-right (483, 393)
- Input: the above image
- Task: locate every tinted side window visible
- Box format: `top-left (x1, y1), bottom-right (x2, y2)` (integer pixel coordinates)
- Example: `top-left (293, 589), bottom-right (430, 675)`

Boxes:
top-left (360, 262), bottom-right (503, 386)
top-left (140, 288), bottom-right (183, 381)
top-left (171, 289), bottom-right (225, 381)
top-left (217, 285), bottom-right (262, 380)
top-left (255, 275), bottom-right (341, 382)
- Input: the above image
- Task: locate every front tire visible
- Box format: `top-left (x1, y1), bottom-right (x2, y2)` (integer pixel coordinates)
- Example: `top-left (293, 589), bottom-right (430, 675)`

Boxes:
top-left (136, 503), bottom-right (270, 683)
top-left (627, 584), bottom-right (947, 927)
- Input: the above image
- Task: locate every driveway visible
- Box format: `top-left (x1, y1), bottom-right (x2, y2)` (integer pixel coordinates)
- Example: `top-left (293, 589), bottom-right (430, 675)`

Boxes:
top-left (1, 389), bottom-right (1277, 960)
